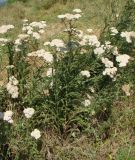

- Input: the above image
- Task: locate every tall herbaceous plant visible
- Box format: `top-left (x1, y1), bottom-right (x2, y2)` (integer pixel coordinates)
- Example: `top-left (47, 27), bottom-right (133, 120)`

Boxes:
top-left (0, 0), bottom-right (135, 159)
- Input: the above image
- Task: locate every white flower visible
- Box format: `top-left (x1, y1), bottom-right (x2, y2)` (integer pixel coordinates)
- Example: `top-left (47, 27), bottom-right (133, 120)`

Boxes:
top-left (39, 29), bottom-right (45, 34)
top-left (22, 25), bottom-right (33, 32)
top-left (31, 129), bottom-right (41, 139)
top-left (18, 34), bottom-right (29, 40)
top-left (116, 14), bottom-right (119, 18)
top-left (103, 67), bottom-right (117, 78)
top-left (32, 32), bottom-right (40, 39)
top-left (89, 87), bottom-right (95, 93)
top-left (9, 76), bottom-right (19, 85)
top-left (39, 51), bottom-right (53, 63)
top-left (0, 38), bottom-right (9, 46)
top-left (121, 31), bottom-right (135, 43)
top-left (44, 41), bottom-right (51, 46)
top-left (94, 46), bottom-right (105, 56)
top-left (113, 46), bottom-right (119, 55)
top-left (110, 27), bottom-right (118, 35)
top-left (57, 14), bottom-right (66, 19)
top-left (80, 70), bottom-right (90, 78)
top-left (6, 76), bottom-right (19, 99)
top-left (122, 84), bottom-right (130, 96)
top-left (28, 49), bottom-right (53, 63)
top-left (30, 21), bottom-right (46, 29)
top-left (22, 19), bottom-right (28, 23)
top-left (83, 99), bottom-right (91, 107)
top-left (102, 58), bottom-right (114, 68)
top-left (50, 39), bottom-right (65, 48)
top-left (23, 108), bottom-right (35, 118)
top-left (15, 39), bottom-right (21, 45)
top-left (83, 35), bottom-right (100, 47)
top-left (27, 29), bottom-right (33, 35)
top-left (64, 13), bottom-right (75, 20)
top-left (46, 68), bottom-right (54, 77)
top-left (116, 54), bottom-right (130, 67)
top-left (0, 25), bottom-right (14, 34)
top-left (3, 111), bottom-right (13, 123)
top-left (73, 9), bottom-right (82, 13)
top-left (87, 29), bottom-right (93, 33)
top-left (73, 14), bottom-right (82, 20)
top-left (104, 41), bottom-right (113, 50)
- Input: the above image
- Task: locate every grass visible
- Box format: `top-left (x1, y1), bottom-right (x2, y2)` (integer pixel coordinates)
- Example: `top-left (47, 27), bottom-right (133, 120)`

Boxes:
top-left (0, 0), bottom-right (135, 159)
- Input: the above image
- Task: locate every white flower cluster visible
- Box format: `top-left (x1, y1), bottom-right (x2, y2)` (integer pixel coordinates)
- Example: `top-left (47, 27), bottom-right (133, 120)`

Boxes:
top-left (6, 76), bottom-right (19, 98)
top-left (46, 68), bottom-right (54, 77)
top-left (94, 46), bottom-right (105, 56)
top-left (3, 110), bottom-right (13, 123)
top-left (116, 54), bottom-right (130, 67)
top-left (22, 20), bottom-right (47, 39)
top-left (102, 57), bottom-right (117, 78)
top-left (110, 27), bottom-right (118, 35)
top-left (23, 108), bottom-right (35, 118)
top-left (0, 25), bottom-right (14, 34)
top-left (28, 49), bottom-right (53, 63)
top-left (31, 129), bottom-right (41, 139)
top-left (0, 38), bottom-right (10, 46)
top-left (83, 94), bottom-right (92, 107)
top-left (103, 67), bottom-right (117, 78)
top-left (122, 84), bottom-right (130, 96)
top-left (58, 9), bottom-right (82, 21)
top-left (80, 70), bottom-right (90, 78)
top-left (102, 58), bottom-right (113, 68)
top-left (80, 35), bottom-right (100, 47)
top-left (120, 31), bottom-right (135, 43)
top-left (2, 108), bottom-right (41, 139)
top-left (15, 34), bottom-right (29, 52)
top-left (44, 39), bottom-right (65, 51)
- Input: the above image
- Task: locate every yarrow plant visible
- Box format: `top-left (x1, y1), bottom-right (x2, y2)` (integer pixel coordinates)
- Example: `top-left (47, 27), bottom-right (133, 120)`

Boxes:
top-left (0, 1), bottom-right (135, 158)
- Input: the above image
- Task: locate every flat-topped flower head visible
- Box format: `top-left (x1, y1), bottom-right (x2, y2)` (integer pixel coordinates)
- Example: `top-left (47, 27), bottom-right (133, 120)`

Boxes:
top-left (58, 13), bottom-right (81, 21)
top-left (121, 31), bottom-right (135, 43)
top-left (73, 9), bottom-right (82, 13)
top-left (87, 29), bottom-right (93, 33)
top-left (83, 99), bottom-right (91, 107)
top-left (94, 46), bottom-right (105, 56)
top-left (44, 41), bottom-right (51, 46)
top-left (103, 67), bottom-right (117, 78)
top-left (102, 58), bottom-right (114, 68)
top-left (0, 38), bottom-right (10, 46)
top-left (32, 32), bottom-right (40, 39)
top-left (23, 108), bottom-right (35, 118)
top-left (122, 84), bottom-right (130, 96)
top-left (6, 76), bottom-right (19, 99)
top-left (80, 70), bottom-right (90, 78)
top-left (28, 49), bottom-right (53, 63)
top-left (30, 21), bottom-right (46, 29)
top-left (116, 54), bottom-right (130, 67)
top-left (83, 35), bottom-right (100, 47)
top-left (3, 111), bottom-right (13, 123)
top-left (50, 39), bottom-right (65, 48)
top-left (31, 129), bottom-right (41, 139)
top-left (57, 14), bottom-right (66, 19)
top-left (110, 27), bottom-right (118, 35)
top-left (0, 25), bottom-right (14, 34)
top-left (46, 68), bottom-right (54, 77)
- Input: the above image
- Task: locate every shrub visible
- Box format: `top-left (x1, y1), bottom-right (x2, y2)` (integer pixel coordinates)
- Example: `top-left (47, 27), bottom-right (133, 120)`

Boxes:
top-left (0, 0), bottom-right (135, 159)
